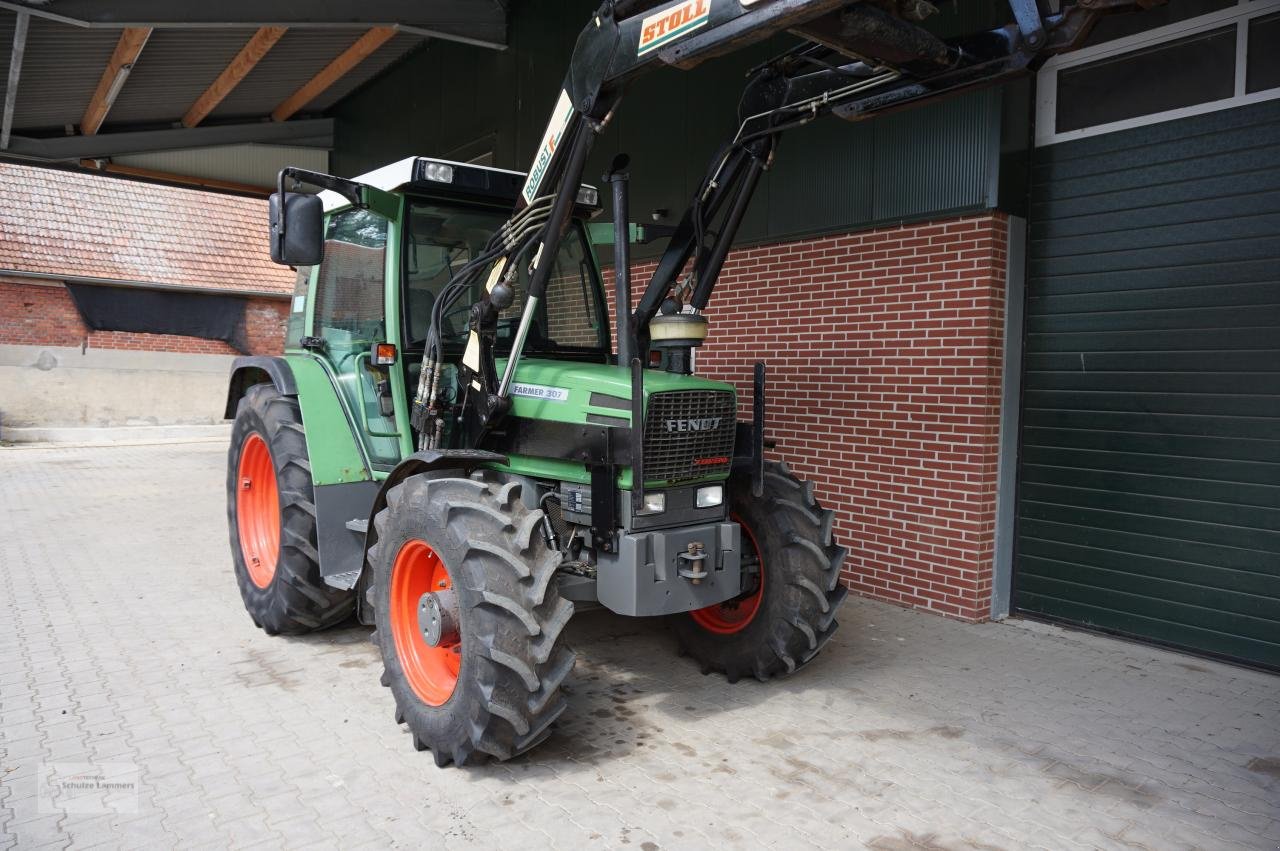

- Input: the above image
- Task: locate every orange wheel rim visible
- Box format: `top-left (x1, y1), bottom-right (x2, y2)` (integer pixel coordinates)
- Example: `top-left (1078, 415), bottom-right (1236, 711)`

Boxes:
top-left (390, 539), bottom-right (460, 706)
top-left (236, 432), bottom-right (280, 589)
top-left (690, 514), bottom-right (764, 635)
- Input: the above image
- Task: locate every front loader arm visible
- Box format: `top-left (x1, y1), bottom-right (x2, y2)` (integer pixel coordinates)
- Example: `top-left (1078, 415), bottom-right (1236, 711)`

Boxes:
top-left (419, 0), bottom-right (1159, 452)
top-left (626, 0), bottom-right (1163, 350)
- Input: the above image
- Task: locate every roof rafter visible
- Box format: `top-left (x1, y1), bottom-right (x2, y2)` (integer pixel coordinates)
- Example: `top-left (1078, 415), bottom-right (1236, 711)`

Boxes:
top-left (181, 26), bottom-right (288, 128)
top-left (271, 27), bottom-right (396, 122)
top-left (80, 27), bottom-right (152, 136)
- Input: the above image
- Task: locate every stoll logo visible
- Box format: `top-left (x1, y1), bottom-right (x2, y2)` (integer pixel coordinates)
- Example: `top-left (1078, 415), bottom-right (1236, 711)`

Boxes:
top-left (637, 0), bottom-right (712, 56)
top-left (665, 416), bottom-right (722, 433)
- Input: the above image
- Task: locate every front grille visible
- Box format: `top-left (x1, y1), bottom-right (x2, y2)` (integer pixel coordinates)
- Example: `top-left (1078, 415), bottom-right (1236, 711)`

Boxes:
top-left (642, 390), bottom-right (736, 484)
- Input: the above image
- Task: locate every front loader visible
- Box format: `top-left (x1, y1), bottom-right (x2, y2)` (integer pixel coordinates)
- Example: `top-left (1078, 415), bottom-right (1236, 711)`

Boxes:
top-left (224, 0), bottom-right (1155, 766)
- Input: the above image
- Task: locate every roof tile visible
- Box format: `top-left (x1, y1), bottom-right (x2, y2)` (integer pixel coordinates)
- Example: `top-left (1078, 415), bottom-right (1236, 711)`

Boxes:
top-left (0, 162), bottom-right (296, 294)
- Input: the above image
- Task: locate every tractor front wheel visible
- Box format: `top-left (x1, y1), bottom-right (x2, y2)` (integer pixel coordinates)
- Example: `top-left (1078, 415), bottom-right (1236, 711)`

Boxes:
top-left (672, 462), bottom-right (848, 681)
top-left (226, 383), bottom-right (354, 634)
top-left (368, 473), bottom-right (576, 766)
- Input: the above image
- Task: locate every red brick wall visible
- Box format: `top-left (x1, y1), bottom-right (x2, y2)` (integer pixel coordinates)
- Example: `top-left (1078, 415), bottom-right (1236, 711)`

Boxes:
top-left (605, 212), bottom-right (1008, 621)
top-left (0, 278), bottom-right (288, 356)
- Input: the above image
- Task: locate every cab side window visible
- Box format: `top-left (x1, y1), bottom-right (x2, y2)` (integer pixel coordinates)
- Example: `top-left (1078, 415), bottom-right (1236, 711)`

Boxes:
top-left (314, 209), bottom-right (388, 339)
top-left (311, 208), bottom-right (398, 468)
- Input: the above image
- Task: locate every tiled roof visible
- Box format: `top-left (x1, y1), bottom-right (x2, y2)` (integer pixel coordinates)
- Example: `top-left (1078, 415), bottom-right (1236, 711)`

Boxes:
top-left (0, 162), bottom-right (296, 295)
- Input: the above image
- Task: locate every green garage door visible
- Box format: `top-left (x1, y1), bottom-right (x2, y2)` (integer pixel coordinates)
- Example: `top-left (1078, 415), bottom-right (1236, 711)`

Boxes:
top-left (1014, 100), bottom-right (1280, 668)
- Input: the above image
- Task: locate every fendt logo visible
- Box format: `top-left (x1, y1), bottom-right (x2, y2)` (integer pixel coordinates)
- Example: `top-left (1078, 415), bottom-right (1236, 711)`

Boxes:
top-left (637, 0), bottom-right (711, 56)
top-left (665, 416), bottom-right (722, 433)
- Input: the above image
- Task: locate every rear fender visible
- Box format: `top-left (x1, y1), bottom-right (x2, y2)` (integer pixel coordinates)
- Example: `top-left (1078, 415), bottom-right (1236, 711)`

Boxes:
top-left (224, 356), bottom-right (297, 419)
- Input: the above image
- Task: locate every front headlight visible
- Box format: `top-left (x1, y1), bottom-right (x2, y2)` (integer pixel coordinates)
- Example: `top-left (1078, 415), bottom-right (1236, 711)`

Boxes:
top-left (635, 492), bottom-right (666, 516)
top-left (695, 484), bottom-right (723, 509)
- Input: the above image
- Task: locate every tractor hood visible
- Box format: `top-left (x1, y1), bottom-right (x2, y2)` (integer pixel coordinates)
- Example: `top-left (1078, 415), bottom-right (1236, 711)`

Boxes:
top-left (498, 357), bottom-right (735, 429)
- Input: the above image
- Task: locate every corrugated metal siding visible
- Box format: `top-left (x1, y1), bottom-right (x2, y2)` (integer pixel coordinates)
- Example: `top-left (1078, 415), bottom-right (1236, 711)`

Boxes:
top-left (0, 13), bottom-right (423, 134)
top-left (331, 0), bottom-right (1002, 251)
top-left (310, 33), bottom-right (425, 113)
top-left (1014, 99), bottom-right (1280, 668)
top-left (107, 29), bottom-right (258, 126)
top-left (209, 30), bottom-right (425, 121)
top-left (112, 144), bottom-right (328, 189)
top-left (871, 87), bottom-right (1001, 222)
top-left (2, 17), bottom-right (118, 132)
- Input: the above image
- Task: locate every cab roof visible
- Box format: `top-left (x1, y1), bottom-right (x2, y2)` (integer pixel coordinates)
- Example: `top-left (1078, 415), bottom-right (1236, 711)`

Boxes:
top-left (319, 156), bottom-right (601, 214)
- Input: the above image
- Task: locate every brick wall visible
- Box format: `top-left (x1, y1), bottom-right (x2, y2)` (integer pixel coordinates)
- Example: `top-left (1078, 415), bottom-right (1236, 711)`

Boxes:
top-left (605, 212), bottom-right (1009, 621)
top-left (0, 278), bottom-right (288, 356)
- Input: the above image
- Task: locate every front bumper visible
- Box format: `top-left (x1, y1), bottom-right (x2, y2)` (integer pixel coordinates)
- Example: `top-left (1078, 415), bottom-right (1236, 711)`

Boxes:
top-left (595, 521), bottom-right (741, 617)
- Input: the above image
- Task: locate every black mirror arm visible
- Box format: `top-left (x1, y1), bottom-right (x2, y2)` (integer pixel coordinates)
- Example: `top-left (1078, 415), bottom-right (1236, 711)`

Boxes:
top-left (278, 167), bottom-right (363, 207)
top-left (274, 167), bottom-right (369, 258)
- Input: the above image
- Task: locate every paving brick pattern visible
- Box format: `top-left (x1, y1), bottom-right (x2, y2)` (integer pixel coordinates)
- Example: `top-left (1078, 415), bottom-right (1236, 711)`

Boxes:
top-left (2, 442), bottom-right (1277, 849)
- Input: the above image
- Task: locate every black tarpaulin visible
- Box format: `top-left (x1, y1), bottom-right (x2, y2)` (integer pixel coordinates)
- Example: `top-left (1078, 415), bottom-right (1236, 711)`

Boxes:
top-left (65, 284), bottom-right (251, 353)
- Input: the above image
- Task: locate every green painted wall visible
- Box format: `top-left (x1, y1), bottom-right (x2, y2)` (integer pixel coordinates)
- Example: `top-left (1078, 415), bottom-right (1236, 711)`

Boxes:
top-left (331, 0), bottom-right (1013, 255)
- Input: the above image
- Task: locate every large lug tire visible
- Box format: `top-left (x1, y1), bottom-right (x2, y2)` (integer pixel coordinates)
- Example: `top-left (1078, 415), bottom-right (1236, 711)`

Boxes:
top-left (672, 461), bottom-right (849, 682)
top-left (226, 383), bottom-right (355, 635)
top-left (368, 473), bottom-right (576, 767)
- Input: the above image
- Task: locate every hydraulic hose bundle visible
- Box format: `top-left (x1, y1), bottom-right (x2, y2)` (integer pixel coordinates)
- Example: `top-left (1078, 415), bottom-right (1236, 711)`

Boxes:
top-left (412, 193), bottom-right (557, 450)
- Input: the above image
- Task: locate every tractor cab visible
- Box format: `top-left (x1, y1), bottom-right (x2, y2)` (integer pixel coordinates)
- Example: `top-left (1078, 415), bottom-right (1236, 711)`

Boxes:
top-left (277, 157), bottom-right (613, 471)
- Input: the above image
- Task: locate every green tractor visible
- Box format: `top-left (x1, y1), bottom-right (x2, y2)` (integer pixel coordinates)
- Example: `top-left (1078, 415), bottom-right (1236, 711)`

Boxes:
top-left (225, 0), bottom-right (1147, 765)
top-left (226, 152), bottom-right (846, 765)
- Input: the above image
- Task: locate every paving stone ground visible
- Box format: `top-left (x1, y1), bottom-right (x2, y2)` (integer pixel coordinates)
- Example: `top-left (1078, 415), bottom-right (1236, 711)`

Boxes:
top-left (1, 440), bottom-right (1278, 850)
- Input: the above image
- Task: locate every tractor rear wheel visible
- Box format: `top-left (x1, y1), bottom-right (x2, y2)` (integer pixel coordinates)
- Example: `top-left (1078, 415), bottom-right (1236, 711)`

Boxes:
top-left (226, 383), bottom-right (354, 634)
top-left (672, 462), bottom-right (848, 681)
top-left (368, 473), bottom-right (576, 766)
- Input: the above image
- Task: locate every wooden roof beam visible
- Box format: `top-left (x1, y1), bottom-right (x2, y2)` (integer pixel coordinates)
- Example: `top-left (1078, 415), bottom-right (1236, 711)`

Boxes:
top-left (182, 26), bottom-right (287, 128)
top-left (271, 27), bottom-right (395, 122)
top-left (81, 27), bottom-right (152, 135)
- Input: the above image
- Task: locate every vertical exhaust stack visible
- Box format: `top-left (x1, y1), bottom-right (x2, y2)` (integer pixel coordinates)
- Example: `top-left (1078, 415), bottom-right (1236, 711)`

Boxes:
top-left (606, 154), bottom-right (634, 367)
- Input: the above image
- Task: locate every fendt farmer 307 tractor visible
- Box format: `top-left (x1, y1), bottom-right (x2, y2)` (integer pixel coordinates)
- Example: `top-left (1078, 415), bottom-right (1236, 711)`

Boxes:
top-left (224, 0), bottom-right (1152, 765)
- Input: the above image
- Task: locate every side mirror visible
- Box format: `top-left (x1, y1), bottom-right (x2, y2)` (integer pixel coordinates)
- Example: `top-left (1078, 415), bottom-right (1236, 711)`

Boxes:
top-left (268, 192), bottom-right (324, 266)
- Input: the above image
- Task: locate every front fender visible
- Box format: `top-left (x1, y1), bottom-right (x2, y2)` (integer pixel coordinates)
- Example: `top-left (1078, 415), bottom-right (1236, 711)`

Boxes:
top-left (360, 448), bottom-right (509, 564)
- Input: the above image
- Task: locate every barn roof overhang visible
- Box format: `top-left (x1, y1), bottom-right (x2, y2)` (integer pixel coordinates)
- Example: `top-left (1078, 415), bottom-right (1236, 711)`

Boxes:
top-left (0, 1), bottom-right (506, 189)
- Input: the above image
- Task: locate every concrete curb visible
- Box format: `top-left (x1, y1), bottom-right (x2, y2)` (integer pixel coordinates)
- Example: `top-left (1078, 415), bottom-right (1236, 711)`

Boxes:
top-left (1, 423), bottom-right (232, 446)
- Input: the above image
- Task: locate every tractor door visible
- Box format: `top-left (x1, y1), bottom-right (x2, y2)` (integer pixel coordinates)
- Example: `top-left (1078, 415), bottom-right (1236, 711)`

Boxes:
top-left (309, 206), bottom-right (403, 471)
